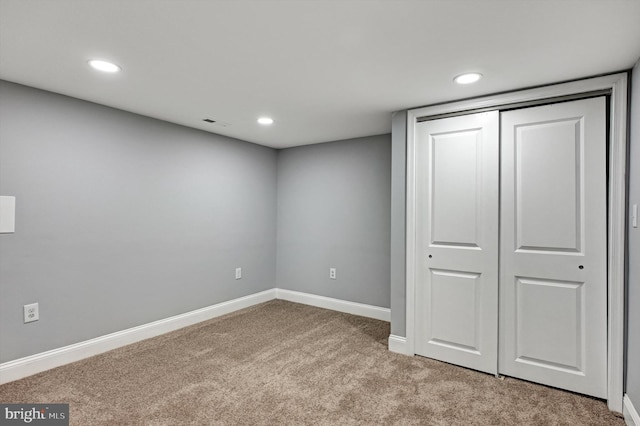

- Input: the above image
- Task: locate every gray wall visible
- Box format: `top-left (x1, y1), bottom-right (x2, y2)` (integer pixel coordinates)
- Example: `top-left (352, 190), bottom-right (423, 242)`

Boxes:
top-left (276, 135), bottom-right (391, 308)
top-left (0, 81), bottom-right (277, 363)
top-left (626, 60), bottom-right (640, 410)
top-left (390, 111), bottom-right (407, 336)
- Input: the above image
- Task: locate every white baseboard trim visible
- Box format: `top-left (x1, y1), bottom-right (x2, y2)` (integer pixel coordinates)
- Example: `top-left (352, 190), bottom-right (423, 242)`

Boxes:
top-left (0, 289), bottom-right (276, 385)
top-left (0, 288), bottom-right (391, 385)
top-left (275, 288), bottom-right (390, 322)
top-left (388, 334), bottom-right (410, 355)
top-left (624, 394), bottom-right (640, 426)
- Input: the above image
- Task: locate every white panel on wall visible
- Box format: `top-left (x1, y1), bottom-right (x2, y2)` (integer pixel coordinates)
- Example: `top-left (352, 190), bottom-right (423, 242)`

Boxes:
top-left (0, 196), bottom-right (16, 233)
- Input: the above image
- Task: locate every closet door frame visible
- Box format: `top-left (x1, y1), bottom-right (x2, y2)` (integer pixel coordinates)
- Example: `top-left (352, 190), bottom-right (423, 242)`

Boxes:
top-left (404, 72), bottom-right (628, 413)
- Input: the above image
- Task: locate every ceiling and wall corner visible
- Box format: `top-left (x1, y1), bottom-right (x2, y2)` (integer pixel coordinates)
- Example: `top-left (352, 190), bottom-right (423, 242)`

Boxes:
top-left (0, 0), bottom-right (639, 149)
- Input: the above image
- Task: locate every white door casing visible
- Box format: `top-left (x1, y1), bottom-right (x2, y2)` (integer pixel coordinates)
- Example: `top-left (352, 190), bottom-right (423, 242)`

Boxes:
top-left (499, 98), bottom-right (607, 398)
top-left (415, 112), bottom-right (499, 374)
top-left (413, 98), bottom-right (608, 398)
top-left (404, 73), bottom-right (627, 411)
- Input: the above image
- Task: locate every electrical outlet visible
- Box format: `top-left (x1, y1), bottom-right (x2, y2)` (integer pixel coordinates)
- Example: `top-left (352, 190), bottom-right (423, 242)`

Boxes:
top-left (329, 268), bottom-right (336, 280)
top-left (24, 303), bottom-right (39, 323)
top-left (235, 267), bottom-right (242, 280)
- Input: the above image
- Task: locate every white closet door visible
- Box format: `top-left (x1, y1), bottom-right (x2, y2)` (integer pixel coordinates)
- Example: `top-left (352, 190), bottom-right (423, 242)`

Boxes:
top-left (415, 111), bottom-right (499, 374)
top-left (499, 97), bottom-right (607, 398)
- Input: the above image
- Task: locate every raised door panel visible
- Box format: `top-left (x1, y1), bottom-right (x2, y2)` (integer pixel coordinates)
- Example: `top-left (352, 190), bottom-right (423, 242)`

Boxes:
top-left (515, 118), bottom-right (582, 252)
top-left (515, 277), bottom-right (584, 371)
top-left (430, 130), bottom-right (480, 247)
top-left (429, 269), bottom-right (481, 353)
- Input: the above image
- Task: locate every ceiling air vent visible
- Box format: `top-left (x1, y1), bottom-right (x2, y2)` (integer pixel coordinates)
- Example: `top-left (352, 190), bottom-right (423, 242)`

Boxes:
top-left (202, 118), bottom-right (231, 127)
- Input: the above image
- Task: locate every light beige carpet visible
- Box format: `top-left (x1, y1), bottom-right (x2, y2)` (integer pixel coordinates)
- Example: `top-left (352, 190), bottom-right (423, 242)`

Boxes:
top-left (0, 300), bottom-right (624, 425)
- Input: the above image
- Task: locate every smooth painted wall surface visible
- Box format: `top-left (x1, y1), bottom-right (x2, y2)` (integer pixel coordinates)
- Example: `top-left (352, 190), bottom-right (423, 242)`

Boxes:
top-left (276, 135), bottom-right (391, 308)
top-left (626, 60), bottom-right (640, 411)
top-left (0, 81), bottom-right (277, 363)
top-left (390, 111), bottom-right (406, 336)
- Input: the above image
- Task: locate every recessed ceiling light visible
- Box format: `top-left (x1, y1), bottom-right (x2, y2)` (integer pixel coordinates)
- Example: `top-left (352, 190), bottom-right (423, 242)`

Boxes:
top-left (454, 72), bottom-right (482, 85)
top-left (88, 59), bottom-right (121, 73)
top-left (257, 117), bottom-right (274, 125)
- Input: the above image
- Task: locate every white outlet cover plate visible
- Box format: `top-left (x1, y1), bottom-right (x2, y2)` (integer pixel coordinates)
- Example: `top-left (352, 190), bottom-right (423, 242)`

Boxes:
top-left (24, 303), bottom-right (39, 323)
top-left (329, 268), bottom-right (336, 279)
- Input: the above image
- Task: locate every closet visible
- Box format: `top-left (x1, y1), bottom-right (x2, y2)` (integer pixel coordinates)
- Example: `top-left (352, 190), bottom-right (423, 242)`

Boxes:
top-left (413, 97), bottom-right (607, 398)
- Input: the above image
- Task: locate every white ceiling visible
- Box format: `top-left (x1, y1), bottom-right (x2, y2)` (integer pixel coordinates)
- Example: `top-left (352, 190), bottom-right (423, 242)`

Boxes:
top-left (1, 0), bottom-right (639, 149)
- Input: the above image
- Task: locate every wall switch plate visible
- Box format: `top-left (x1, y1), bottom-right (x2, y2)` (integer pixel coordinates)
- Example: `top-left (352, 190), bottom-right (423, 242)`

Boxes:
top-left (24, 303), bottom-right (39, 323)
top-left (329, 268), bottom-right (336, 280)
top-left (0, 196), bottom-right (16, 233)
top-left (235, 267), bottom-right (242, 280)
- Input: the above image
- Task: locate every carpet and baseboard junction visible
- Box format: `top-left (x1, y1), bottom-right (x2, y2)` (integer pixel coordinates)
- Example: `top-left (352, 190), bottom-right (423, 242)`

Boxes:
top-left (0, 295), bottom-right (626, 425)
